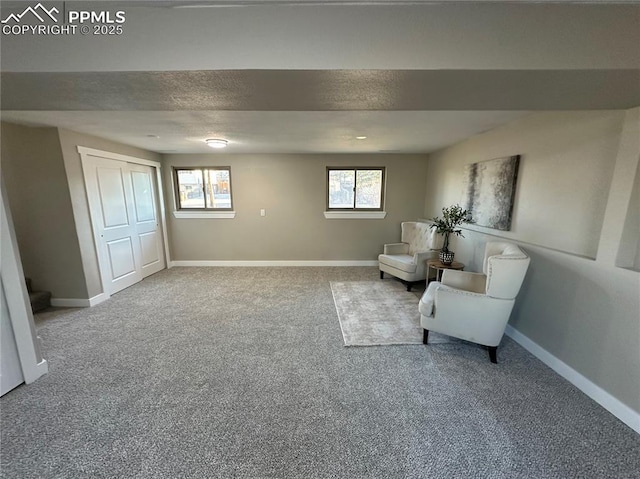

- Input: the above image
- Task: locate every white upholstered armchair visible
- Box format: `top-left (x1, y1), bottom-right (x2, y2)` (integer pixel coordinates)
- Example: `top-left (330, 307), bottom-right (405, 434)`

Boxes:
top-left (419, 242), bottom-right (530, 363)
top-left (378, 222), bottom-right (443, 291)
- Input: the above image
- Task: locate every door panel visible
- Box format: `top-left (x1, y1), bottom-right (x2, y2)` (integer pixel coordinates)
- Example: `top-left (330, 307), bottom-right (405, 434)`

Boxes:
top-left (97, 167), bottom-right (130, 228)
top-left (107, 238), bottom-right (137, 280)
top-left (131, 170), bottom-right (155, 223)
top-left (129, 164), bottom-right (165, 278)
top-left (139, 232), bottom-right (159, 267)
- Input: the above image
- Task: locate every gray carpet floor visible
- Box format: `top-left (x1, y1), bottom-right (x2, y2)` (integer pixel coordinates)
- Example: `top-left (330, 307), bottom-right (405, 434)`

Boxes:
top-left (1, 267), bottom-right (639, 478)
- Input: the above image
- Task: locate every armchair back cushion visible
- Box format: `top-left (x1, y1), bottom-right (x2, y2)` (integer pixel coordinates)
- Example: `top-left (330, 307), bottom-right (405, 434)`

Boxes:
top-left (401, 222), bottom-right (443, 255)
top-left (483, 242), bottom-right (530, 300)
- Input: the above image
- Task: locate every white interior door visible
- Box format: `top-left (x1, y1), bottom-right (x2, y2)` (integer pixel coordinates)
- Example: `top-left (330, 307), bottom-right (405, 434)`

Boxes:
top-left (129, 164), bottom-right (166, 278)
top-left (82, 151), bottom-right (166, 297)
top-left (85, 157), bottom-right (144, 295)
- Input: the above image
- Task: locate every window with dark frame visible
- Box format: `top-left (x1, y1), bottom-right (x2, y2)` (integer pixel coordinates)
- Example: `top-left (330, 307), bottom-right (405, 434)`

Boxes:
top-left (327, 167), bottom-right (385, 210)
top-left (174, 167), bottom-right (233, 210)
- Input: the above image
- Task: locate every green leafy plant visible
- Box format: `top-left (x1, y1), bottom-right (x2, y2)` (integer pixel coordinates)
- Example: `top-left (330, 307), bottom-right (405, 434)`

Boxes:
top-left (429, 204), bottom-right (473, 252)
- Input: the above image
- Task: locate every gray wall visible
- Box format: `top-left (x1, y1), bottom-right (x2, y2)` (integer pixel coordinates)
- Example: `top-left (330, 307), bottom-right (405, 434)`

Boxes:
top-left (57, 128), bottom-right (162, 298)
top-left (1, 122), bottom-right (88, 298)
top-left (163, 154), bottom-right (428, 261)
top-left (423, 110), bottom-right (640, 413)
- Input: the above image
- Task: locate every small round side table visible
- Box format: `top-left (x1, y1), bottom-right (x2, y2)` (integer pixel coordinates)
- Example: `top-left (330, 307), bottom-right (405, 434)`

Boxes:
top-left (427, 260), bottom-right (465, 283)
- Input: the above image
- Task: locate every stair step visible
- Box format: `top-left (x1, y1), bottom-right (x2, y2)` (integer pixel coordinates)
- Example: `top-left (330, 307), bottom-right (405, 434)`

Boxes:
top-left (29, 290), bottom-right (51, 313)
top-left (25, 278), bottom-right (52, 313)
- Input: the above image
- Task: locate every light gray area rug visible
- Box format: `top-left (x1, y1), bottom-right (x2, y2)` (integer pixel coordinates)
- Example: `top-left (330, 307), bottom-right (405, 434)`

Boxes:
top-left (332, 280), bottom-right (440, 346)
top-left (2, 267), bottom-right (639, 479)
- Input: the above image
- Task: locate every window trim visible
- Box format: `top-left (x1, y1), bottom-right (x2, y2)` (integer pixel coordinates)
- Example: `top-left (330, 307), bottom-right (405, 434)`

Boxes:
top-left (173, 166), bottom-right (234, 211)
top-left (326, 167), bottom-right (386, 211)
top-left (173, 210), bottom-right (236, 219)
top-left (323, 211), bottom-right (387, 219)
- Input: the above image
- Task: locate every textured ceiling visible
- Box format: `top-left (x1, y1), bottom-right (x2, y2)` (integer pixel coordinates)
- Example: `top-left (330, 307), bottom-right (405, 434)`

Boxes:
top-left (3, 70), bottom-right (640, 111)
top-left (0, 110), bottom-right (530, 154)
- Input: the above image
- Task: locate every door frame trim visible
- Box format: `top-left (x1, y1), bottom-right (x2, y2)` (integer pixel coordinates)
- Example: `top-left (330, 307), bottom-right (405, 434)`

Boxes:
top-left (1, 182), bottom-right (48, 389)
top-left (78, 147), bottom-right (170, 301)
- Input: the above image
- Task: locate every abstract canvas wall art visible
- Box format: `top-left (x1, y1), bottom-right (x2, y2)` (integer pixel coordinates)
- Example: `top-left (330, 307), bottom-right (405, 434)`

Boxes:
top-left (461, 155), bottom-right (520, 231)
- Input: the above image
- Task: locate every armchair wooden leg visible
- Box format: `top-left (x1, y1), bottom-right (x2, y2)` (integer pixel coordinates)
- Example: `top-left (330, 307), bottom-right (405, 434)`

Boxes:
top-left (406, 282), bottom-right (412, 292)
top-left (380, 270), bottom-right (384, 279)
top-left (488, 346), bottom-right (498, 364)
top-left (423, 329), bottom-right (429, 344)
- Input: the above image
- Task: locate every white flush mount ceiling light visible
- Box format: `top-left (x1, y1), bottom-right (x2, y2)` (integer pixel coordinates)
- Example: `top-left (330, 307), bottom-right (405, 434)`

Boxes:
top-left (205, 139), bottom-right (228, 149)
top-left (356, 136), bottom-right (367, 140)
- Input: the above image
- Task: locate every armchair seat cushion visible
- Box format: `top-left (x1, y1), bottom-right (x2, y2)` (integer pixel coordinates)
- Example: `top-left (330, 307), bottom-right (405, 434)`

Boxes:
top-left (378, 254), bottom-right (417, 273)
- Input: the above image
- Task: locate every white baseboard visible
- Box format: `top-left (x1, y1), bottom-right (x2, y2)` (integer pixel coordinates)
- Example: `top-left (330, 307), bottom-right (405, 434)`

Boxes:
top-left (25, 359), bottom-right (48, 384)
top-left (51, 293), bottom-right (108, 308)
top-left (50, 298), bottom-right (90, 308)
top-left (35, 359), bottom-right (48, 376)
top-left (170, 260), bottom-right (379, 267)
top-left (89, 293), bottom-right (109, 306)
top-left (505, 325), bottom-right (640, 434)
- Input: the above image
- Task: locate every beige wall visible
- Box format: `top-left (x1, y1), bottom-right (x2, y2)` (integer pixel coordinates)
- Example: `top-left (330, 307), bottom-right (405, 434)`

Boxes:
top-left (1, 122), bottom-right (88, 299)
top-left (423, 110), bottom-right (640, 413)
top-left (163, 154), bottom-right (428, 261)
top-left (56, 129), bottom-right (162, 298)
top-left (424, 111), bottom-right (624, 259)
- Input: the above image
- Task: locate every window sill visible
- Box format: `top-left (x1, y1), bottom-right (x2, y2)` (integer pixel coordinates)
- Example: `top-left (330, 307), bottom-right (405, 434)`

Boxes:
top-left (173, 211), bottom-right (236, 219)
top-left (324, 211), bottom-right (387, 219)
